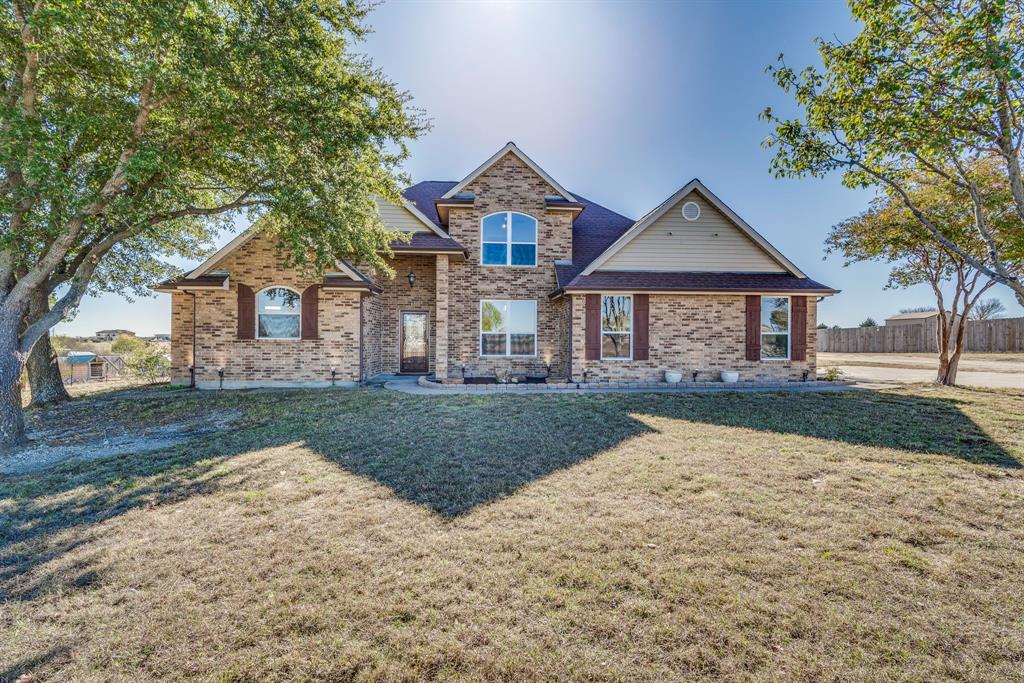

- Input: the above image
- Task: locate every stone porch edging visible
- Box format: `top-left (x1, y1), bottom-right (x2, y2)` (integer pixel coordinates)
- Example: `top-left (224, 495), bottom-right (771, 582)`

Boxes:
top-left (397, 376), bottom-right (855, 395)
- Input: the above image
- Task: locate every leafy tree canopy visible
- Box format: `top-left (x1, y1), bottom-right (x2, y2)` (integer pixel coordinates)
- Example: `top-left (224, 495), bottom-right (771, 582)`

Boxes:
top-left (762, 0), bottom-right (1024, 302)
top-left (0, 0), bottom-right (424, 446)
top-left (2, 0), bottom-right (425, 350)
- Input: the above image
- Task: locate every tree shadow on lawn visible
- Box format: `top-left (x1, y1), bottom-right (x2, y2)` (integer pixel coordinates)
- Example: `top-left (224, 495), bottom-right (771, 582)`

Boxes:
top-left (0, 386), bottom-right (1017, 601)
top-left (293, 388), bottom-right (1019, 517)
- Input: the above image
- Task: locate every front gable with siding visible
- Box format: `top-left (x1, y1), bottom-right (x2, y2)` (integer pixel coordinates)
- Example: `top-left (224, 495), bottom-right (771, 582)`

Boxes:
top-left (159, 142), bottom-right (837, 387)
top-left (597, 191), bottom-right (786, 273)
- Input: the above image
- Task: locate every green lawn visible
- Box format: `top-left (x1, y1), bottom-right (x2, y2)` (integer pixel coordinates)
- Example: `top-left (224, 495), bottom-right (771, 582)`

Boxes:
top-left (2, 385), bottom-right (1023, 681)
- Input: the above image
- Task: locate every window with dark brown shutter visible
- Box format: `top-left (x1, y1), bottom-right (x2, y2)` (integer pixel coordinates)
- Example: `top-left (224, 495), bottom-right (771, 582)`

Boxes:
top-left (585, 294), bottom-right (600, 360)
top-left (744, 295), bottom-right (761, 361)
top-left (301, 285), bottom-right (319, 340)
top-left (237, 284), bottom-right (255, 339)
top-left (633, 293), bottom-right (649, 360)
top-left (791, 296), bottom-right (807, 361)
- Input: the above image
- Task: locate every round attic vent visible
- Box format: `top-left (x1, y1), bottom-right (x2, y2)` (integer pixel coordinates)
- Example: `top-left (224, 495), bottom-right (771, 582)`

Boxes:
top-left (681, 201), bottom-right (701, 221)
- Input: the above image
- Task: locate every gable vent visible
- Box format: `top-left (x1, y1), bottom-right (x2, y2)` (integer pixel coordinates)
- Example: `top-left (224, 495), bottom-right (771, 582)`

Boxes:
top-left (681, 201), bottom-right (701, 221)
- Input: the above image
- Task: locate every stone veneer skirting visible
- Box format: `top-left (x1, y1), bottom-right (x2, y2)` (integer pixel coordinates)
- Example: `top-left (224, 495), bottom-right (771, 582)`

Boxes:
top-left (416, 376), bottom-right (840, 392)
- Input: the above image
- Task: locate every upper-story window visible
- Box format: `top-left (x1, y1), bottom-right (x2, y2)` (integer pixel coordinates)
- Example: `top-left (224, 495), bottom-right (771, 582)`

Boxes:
top-left (257, 286), bottom-right (301, 339)
top-left (481, 211), bottom-right (537, 266)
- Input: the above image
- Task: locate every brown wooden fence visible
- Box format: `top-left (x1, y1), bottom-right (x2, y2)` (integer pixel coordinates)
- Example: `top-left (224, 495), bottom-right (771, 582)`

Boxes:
top-left (816, 317), bottom-right (1024, 353)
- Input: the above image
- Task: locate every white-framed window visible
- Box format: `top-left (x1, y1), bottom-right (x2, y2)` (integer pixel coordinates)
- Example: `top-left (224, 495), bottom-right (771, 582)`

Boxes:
top-left (761, 295), bottom-right (790, 360)
top-left (481, 211), bottom-right (537, 266)
top-left (257, 286), bottom-right (301, 339)
top-left (601, 294), bottom-right (632, 360)
top-left (480, 299), bottom-right (537, 356)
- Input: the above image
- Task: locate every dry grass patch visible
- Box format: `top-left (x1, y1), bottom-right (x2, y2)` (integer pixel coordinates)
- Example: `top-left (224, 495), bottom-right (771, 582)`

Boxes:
top-left (2, 385), bottom-right (1023, 681)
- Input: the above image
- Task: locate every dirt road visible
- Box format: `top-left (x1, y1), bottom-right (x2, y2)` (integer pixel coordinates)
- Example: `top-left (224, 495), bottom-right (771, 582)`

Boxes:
top-left (818, 352), bottom-right (1023, 389)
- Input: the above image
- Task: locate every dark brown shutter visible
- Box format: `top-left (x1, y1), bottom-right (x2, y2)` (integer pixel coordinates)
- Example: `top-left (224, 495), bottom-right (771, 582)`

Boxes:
top-left (633, 294), bottom-right (649, 360)
top-left (791, 296), bottom-right (807, 361)
top-left (301, 285), bottom-right (319, 340)
top-left (585, 294), bottom-right (601, 360)
top-left (237, 284), bottom-right (255, 339)
top-left (745, 295), bottom-right (761, 361)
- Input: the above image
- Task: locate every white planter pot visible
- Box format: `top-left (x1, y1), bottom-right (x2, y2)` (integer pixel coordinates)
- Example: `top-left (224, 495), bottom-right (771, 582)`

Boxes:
top-left (664, 371), bottom-right (683, 384)
top-left (720, 371), bottom-right (739, 383)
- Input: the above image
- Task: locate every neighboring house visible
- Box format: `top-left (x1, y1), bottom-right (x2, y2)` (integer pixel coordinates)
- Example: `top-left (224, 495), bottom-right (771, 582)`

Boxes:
top-left (62, 352), bottom-right (125, 383)
top-left (157, 142), bottom-right (837, 388)
top-left (884, 311), bottom-right (943, 327)
top-left (885, 310), bottom-right (961, 340)
top-left (96, 329), bottom-right (135, 341)
top-left (150, 333), bottom-right (171, 342)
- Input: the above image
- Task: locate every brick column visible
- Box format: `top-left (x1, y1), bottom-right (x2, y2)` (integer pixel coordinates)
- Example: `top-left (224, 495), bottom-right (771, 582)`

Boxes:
top-left (435, 254), bottom-right (449, 379)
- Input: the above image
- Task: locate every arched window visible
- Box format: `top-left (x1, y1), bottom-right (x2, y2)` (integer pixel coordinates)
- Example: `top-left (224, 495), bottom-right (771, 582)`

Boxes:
top-left (481, 211), bottom-right (537, 266)
top-left (257, 286), bottom-right (301, 339)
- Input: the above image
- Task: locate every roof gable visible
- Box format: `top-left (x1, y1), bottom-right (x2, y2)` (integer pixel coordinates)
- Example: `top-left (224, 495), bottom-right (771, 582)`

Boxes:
top-left (599, 191), bottom-right (787, 273)
top-left (441, 142), bottom-right (576, 202)
top-left (374, 196), bottom-right (449, 237)
top-left (581, 179), bottom-right (806, 278)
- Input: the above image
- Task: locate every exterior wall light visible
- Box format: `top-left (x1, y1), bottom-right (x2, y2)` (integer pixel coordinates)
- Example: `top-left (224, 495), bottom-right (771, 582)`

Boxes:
top-left (407, 270), bottom-right (416, 288)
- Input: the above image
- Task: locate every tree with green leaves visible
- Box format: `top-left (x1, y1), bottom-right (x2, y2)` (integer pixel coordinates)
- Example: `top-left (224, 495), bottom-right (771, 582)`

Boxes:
top-left (762, 0), bottom-right (1024, 304)
top-left (0, 0), bottom-right (424, 447)
top-left (859, 317), bottom-right (878, 327)
top-left (827, 163), bottom-right (1015, 384)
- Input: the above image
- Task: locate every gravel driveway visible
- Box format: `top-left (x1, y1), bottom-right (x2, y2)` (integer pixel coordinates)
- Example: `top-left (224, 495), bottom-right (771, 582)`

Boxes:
top-left (818, 352), bottom-right (1023, 389)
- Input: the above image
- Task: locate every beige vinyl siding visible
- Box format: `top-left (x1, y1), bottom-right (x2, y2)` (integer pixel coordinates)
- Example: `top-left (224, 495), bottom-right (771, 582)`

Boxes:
top-left (601, 193), bottom-right (786, 272)
top-left (376, 198), bottom-right (431, 233)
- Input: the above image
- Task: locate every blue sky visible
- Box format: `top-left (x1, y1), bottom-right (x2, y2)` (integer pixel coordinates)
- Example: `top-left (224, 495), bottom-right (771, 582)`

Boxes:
top-left (55, 0), bottom-right (1023, 336)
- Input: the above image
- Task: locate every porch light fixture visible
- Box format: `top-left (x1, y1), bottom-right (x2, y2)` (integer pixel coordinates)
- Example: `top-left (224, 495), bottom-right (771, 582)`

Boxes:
top-left (407, 270), bottom-right (416, 288)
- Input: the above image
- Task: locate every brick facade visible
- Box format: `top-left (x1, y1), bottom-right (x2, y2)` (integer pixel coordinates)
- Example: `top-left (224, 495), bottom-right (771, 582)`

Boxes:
top-left (570, 293), bottom-right (817, 382)
top-left (442, 152), bottom-right (573, 379)
top-left (168, 151), bottom-right (823, 387)
top-left (364, 254), bottom-right (438, 375)
top-left (170, 233), bottom-right (362, 387)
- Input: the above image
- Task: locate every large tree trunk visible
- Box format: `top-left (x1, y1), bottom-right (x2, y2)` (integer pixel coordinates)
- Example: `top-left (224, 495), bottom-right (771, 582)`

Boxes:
top-left (936, 312), bottom-right (969, 386)
top-left (26, 292), bottom-right (70, 406)
top-left (934, 312), bottom-right (952, 384)
top-left (0, 323), bottom-right (28, 449)
top-left (27, 330), bottom-right (69, 406)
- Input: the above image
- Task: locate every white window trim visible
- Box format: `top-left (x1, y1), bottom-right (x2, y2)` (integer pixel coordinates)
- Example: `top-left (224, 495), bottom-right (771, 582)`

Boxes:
top-left (760, 294), bottom-right (791, 361)
top-left (480, 211), bottom-right (538, 268)
top-left (479, 299), bottom-right (538, 357)
top-left (256, 285), bottom-right (302, 340)
top-left (600, 293), bottom-right (633, 361)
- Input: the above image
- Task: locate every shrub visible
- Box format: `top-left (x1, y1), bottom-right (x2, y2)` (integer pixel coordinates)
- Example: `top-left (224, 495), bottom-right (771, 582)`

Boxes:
top-left (821, 367), bottom-right (844, 382)
top-left (125, 346), bottom-right (171, 383)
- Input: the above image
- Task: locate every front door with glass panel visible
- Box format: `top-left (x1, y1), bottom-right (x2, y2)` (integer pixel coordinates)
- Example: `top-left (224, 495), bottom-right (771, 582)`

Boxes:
top-left (400, 312), bottom-right (429, 374)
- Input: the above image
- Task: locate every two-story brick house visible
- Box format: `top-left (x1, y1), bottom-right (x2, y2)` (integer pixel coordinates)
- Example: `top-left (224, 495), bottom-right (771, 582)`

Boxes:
top-left (158, 142), bottom-right (837, 388)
